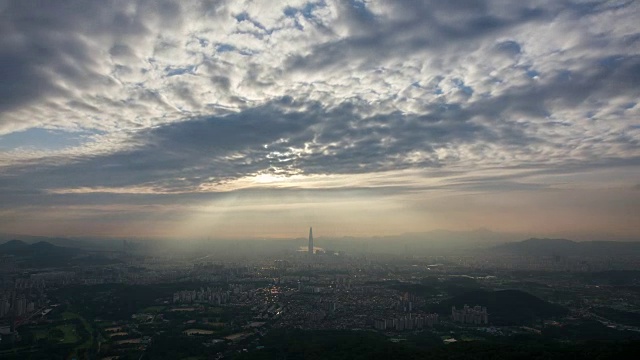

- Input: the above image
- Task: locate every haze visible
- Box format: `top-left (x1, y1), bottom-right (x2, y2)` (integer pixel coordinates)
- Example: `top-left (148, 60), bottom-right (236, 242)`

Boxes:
top-left (0, 0), bottom-right (639, 240)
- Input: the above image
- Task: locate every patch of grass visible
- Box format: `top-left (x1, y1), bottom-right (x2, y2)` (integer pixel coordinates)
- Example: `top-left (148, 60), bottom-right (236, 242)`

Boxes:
top-left (31, 329), bottom-right (48, 340)
top-left (62, 309), bottom-right (95, 353)
top-left (76, 316), bottom-right (93, 348)
top-left (62, 311), bottom-right (80, 320)
top-left (57, 324), bottom-right (79, 344)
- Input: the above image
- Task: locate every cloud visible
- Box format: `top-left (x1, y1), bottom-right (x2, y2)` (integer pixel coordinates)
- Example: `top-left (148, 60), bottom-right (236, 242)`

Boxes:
top-left (0, 0), bottom-right (639, 236)
top-left (0, 95), bottom-right (637, 196)
top-left (0, 0), bottom-right (635, 133)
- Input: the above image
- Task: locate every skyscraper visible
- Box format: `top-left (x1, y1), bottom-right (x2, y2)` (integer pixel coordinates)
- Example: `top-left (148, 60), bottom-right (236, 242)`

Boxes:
top-left (308, 227), bottom-right (314, 255)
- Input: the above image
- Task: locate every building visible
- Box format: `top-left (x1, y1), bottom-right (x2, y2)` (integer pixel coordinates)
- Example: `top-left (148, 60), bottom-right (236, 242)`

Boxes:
top-left (374, 318), bottom-right (387, 330)
top-left (0, 297), bottom-right (10, 318)
top-left (397, 299), bottom-right (412, 312)
top-left (15, 296), bottom-right (27, 316)
top-left (308, 227), bottom-right (314, 255)
top-left (451, 305), bottom-right (488, 325)
top-left (374, 314), bottom-right (439, 331)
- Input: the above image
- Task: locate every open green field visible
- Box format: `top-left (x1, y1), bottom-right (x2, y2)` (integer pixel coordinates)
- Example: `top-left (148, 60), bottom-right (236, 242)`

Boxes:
top-left (60, 309), bottom-right (96, 357)
top-left (58, 324), bottom-right (79, 344)
top-left (26, 323), bottom-right (78, 343)
top-left (62, 311), bottom-right (80, 320)
top-left (31, 328), bottom-right (48, 340)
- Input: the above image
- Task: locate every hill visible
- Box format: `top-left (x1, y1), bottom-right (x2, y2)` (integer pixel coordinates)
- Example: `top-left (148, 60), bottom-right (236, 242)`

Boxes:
top-left (0, 239), bottom-right (30, 251)
top-left (0, 240), bottom-right (81, 256)
top-left (494, 238), bottom-right (640, 257)
top-left (0, 239), bottom-right (117, 268)
top-left (430, 289), bottom-right (567, 325)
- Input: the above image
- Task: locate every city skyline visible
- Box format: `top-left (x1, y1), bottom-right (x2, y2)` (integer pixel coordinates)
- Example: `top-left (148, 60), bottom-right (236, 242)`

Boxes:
top-left (0, 1), bottom-right (639, 239)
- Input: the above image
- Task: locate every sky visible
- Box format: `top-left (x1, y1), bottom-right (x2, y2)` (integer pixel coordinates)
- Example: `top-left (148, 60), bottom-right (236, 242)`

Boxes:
top-left (0, 0), bottom-right (639, 240)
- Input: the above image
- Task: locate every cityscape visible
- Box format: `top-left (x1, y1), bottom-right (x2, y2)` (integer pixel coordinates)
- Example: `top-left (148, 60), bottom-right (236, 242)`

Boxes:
top-left (1, 228), bottom-right (640, 359)
top-left (1, 0), bottom-right (640, 359)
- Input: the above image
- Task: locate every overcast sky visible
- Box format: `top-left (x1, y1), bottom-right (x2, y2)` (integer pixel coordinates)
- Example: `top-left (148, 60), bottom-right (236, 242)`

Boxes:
top-left (0, 0), bottom-right (639, 240)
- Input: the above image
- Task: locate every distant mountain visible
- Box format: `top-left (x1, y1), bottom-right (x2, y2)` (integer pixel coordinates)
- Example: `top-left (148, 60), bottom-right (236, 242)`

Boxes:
top-left (0, 239), bottom-right (117, 268)
top-left (431, 289), bottom-right (567, 325)
top-left (0, 239), bottom-right (82, 256)
top-left (306, 229), bottom-right (522, 256)
top-left (0, 239), bottom-right (30, 251)
top-left (31, 241), bottom-right (57, 249)
top-left (495, 238), bottom-right (578, 256)
top-left (0, 233), bottom-right (115, 250)
top-left (494, 238), bottom-right (640, 257)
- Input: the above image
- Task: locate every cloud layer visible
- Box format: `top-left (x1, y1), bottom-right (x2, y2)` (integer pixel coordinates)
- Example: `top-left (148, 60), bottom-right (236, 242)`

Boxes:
top-left (0, 0), bottom-right (639, 238)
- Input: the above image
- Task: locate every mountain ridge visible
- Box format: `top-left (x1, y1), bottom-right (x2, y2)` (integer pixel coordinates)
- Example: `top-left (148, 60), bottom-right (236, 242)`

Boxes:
top-left (495, 238), bottom-right (640, 257)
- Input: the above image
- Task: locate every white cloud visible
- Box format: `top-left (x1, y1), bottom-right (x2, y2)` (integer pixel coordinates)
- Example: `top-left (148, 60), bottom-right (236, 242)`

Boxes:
top-left (0, 0), bottom-right (639, 236)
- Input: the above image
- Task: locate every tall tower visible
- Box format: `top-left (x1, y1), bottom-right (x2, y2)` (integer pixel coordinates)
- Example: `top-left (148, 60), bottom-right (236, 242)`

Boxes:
top-left (308, 227), bottom-right (314, 255)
